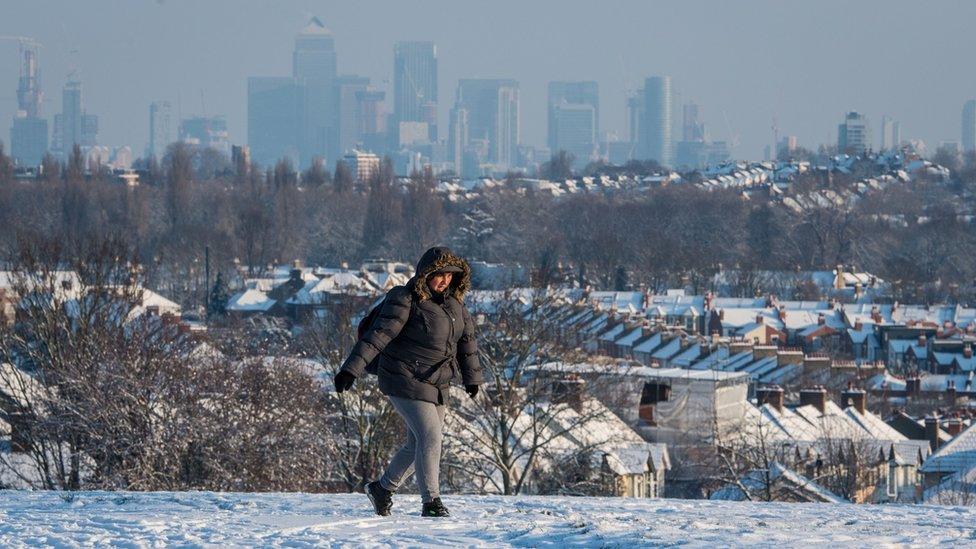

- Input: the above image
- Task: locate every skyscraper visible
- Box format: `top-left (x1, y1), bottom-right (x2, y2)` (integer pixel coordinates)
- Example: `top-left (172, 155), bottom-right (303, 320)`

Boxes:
top-left (448, 106), bottom-right (469, 176)
top-left (454, 79), bottom-right (519, 169)
top-left (547, 81), bottom-right (598, 168)
top-left (547, 81), bottom-right (598, 148)
top-left (148, 101), bottom-right (173, 160)
top-left (393, 41), bottom-right (438, 145)
top-left (838, 111), bottom-right (871, 154)
top-left (52, 78), bottom-right (97, 159)
top-left (179, 116), bottom-right (229, 156)
top-left (294, 17), bottom-right (338, 166)
top-left (248, 76), bottom-right (303, 167)
top-left (355, 88), bottom-right (386, 153)
top-left (681, 102), bottom-right (705, 142)
top-left (335, 74), bottom-right (370, 154)
top-left (550, 103), bottom-right (596, 169)
top-left (639, 76), bottom-right (672, 166)
top-left (963, 100), bottom-right (976, 153)
top-left (9, 41), bottom-right (48, 166)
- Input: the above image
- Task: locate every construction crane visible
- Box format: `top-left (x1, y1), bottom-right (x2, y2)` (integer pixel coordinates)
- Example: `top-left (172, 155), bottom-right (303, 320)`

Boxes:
top-left (0, 36), bottom-right (41, 50)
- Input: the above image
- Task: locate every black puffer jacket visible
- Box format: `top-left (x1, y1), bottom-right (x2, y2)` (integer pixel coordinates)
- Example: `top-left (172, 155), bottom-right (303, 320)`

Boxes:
top-left (339, 246), bottom-right (483, 404)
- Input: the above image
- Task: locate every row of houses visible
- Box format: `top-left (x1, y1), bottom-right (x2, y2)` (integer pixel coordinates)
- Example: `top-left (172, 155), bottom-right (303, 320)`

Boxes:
top-left (532, 361), bottom-right (976, 504)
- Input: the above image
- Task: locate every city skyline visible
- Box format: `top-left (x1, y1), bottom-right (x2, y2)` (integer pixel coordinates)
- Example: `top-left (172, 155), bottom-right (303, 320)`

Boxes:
top-left (2, 0), bottom-right (975, 163)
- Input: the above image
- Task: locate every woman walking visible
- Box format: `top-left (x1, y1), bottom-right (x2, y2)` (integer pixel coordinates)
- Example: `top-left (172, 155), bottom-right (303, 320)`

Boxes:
top-left (333, 246), bottom-right (483, 517)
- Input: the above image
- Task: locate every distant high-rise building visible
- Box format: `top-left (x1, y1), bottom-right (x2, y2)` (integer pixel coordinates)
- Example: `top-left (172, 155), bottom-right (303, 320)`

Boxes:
top-left (963, 100), bottom-right (976, 153)
top-left (393, 41), bottom-right (438, 145)
top-left (52, 79), bottom-right (98, 158)
top-left (336, 75), bottom-right (370, 155)
top-left (248, 77), bottom-right (303, 167)
top-left (547, 81), bottom-right (598, 168)
top-left (639, 76), bottom-right (672, 166)
top-left (547, 81), bottom-right (598, 148)
top-left (148, 101), bottom-right (173, 160)
top-left (180, 116), bottom-right (229, 156)
top-left (681, 102), bottom-right (705, 142)
top-left (341, 150), bottom-right (381, 182)
top-left (355, 89), bottom-right (386, 153)
top-left (9, 42), bottom-right (47, 166)
top-left (294, 17), bottom-right (338, 166)
top-left (880, 115), bottom-right (896, 151)
top-left (627, 91), bottom-right (643, 145)
top-left (891, 121), bottom-right (902, 151)
top-left (454, 79), bottom-right (519, 169)
top-left (778, 136), bottom-right (798, 158)
top-left (837, 111), bottom-right (871, 154)
top-left (448, 106), bottom-right (469, 176)
top-left (550, 102), bottom-right (596, 169)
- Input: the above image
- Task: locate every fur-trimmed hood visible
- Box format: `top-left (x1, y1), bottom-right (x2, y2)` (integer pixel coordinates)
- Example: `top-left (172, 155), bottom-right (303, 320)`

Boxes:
top-left (409, 246), bottom-right (471, 302)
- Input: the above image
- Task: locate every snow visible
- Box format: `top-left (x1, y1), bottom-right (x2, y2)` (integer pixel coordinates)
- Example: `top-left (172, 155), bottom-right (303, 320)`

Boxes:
top-left (0, 491), bottom-right (975, 547)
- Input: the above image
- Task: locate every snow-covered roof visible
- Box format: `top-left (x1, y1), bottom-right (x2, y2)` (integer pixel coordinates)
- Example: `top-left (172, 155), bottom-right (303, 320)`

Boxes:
top-left (227, 289), bottom-right (276, 312)
top-left (920, 423), bottom-right (976, 475)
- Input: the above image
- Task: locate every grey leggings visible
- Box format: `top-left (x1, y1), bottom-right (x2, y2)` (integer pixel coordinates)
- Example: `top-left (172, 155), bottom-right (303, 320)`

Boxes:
top-left (379, 395), bottom-right (447, 502)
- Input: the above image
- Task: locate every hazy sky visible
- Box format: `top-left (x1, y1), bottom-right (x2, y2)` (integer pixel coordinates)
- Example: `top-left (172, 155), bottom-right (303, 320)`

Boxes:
top-left (2, 0), bottom-right (974, 160)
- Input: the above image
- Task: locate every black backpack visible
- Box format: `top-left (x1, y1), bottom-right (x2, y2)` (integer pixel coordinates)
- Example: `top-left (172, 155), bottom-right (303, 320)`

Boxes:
top-left (357, 294), bottom-right (415, 375)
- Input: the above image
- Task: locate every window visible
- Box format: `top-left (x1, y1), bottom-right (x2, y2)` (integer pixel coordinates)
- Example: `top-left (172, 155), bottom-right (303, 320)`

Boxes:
top-left (640, 383), bottom-right (671, 405)
top-left (887, 464), bottom-right (897, 497)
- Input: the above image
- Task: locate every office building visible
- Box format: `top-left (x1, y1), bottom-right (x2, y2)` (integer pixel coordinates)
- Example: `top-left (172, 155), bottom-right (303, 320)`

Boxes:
top-left (355, 89), bottom-right (386, 153)
top-left (454, 79), bottom-right (519, 170)
top-left (341, 150), bottom-right (380, 182)
top-left (639, 76), bottom-right (672, 166)
top-left (838, 111), bottom-right (871, 154)
top-left (682, 102), bottom-right (705, 143)
top-left (550, 102), bottom-right (596, 168)
top-left (336, 75), bottom-right (370, 154)
top-left (963, 100), bottom-right (976, 153)
top-left (294, 17), bottom-right (338, 165)
top-left (627, 91), bottom-right (643, 146)
top-left (394, 41), bottom-right (438, 144)
top-left (148, 101), bottom-right (173, 160)
top-left (52, 79), bottom-right (98, 158)
top-left (180, 116), bottom-right (230, 156)
top-left (248, 77), bottom-right (303, 167)
top-left (547, 81), bottom-right (598, 169)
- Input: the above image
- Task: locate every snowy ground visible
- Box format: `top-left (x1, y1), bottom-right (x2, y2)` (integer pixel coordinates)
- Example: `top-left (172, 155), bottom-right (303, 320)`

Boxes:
top-left (0, 491), bottom-right (975, 547)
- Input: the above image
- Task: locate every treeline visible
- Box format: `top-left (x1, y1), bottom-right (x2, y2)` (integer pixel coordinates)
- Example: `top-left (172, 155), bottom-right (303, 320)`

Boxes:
top-left (2, 142), bottom-right (976, 305)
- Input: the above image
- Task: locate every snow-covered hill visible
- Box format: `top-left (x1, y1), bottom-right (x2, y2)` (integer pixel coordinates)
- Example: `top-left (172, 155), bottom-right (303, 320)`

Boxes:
top-left (0, 491), bottom-right (974, 547)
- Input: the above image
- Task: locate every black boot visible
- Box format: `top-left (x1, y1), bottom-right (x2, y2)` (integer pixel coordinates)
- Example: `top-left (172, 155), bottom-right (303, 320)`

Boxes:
top-left (421, 497), bottom-right (450, 517)
top-left (365, 480), bottom-right (393, 516)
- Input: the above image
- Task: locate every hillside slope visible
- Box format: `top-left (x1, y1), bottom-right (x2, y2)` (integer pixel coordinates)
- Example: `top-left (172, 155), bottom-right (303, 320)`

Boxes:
top-left (0, 491), bottom-right (974, 547)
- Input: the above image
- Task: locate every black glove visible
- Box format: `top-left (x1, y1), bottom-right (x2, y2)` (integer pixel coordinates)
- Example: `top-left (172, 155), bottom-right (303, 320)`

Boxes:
top-left (465, 384), bottom-right (479, 399)
top-left (334, 370), bottom-right (356, 393)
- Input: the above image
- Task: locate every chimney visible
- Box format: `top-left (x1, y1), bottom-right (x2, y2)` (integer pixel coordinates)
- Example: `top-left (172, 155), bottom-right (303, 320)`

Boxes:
top-left (292, 259), bottom-right (303, 269)
top-left (719, 309), bottom-right (725, 321)
top-left (946, 380), bottom-right (957, 404)
top-left (756, 385), bottom-right (785, 412)
top-left (906, 375), bottom-right (921, 397)
top-left (841, 382), bottom-right (867, 414)
top-left (551, 376), bottom-right (586, 412)
top-left (854, 319), bottom-right (863, 331)
top-left (924, 415), bottom-right (941, 452)
top-left (818, 313), bottom-right (826, 326)
top-left (799, 387), bottom-right (828, 414)
top-left (289, 267), bottom-right (304, 291)
top-left (756, 314), bottom-right (765, 325)
top-left (918, 334), bottom-right (927, 348)
top-left (778, 306), bottom-right (786, 321)
top-left (947, 417), bottom-right (964, 437)
top-left (834, 264), bottom-right (845, 289)
top-left (965, 344), bottom-right (973, 359)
